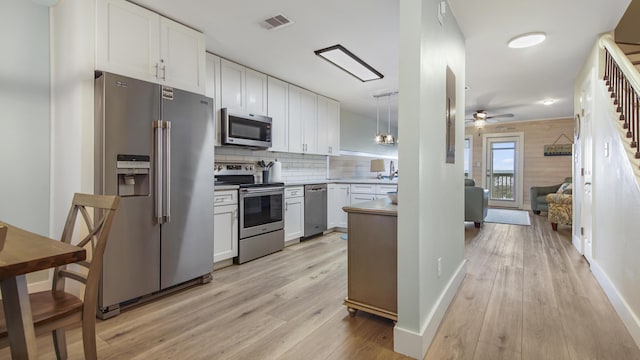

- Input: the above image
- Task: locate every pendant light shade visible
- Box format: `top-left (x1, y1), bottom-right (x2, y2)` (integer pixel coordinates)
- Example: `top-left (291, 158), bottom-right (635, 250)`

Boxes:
top-left (373, 92), bottom-right (398, 145)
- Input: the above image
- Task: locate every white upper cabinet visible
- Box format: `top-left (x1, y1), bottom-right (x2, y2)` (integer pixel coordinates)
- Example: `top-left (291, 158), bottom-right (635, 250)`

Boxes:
top-left (96, 0), bottom-right (205, 94)
top-left (220, 59), bottom-right (245, 111)
top-left (205, 53), bottom-right (222, 146)
top-left (316, 96), bottom-right (330, 156)
top-left (220, 59), bottom-right (267, 115)
top-left (288, 85), bottom-right (318, 154)
top-left (267, 77), bottom-right (289, 152)
top-left (159, 17), bottom-right (206, 93)
top-left (327, 99), bottom-right (341, 156)
top-left (317, 96), bottom-right (341, 156)
top-left (245, 69), bottom-right (268, 115)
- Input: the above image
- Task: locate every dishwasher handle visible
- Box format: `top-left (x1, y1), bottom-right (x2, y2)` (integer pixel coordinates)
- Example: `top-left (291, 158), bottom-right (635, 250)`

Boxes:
top-left (306, 187), bottom-right (326, 193)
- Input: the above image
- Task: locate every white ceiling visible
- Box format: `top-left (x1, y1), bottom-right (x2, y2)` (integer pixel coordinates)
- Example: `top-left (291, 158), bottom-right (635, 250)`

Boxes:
top-left (132, 0), bottom-right (630, 126)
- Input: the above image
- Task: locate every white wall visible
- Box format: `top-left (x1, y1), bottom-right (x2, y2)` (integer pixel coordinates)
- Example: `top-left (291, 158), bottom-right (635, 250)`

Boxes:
top-left (0, 1), bottom-right (51, 234)
top-left (50, 0), bottom-right (96, 238)
top-left (340, 108), bottom-right (399, 157)
top-left (395, 0), bottom-right (466, 358)
top-left (574, 38), bottom-right (640, 347)
top-left (0, 0), bottom-right (52, 286)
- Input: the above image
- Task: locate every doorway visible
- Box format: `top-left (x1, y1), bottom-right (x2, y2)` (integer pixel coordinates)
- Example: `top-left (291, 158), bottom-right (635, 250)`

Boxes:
top-left (580, 69), bottom-right (594, 263)
top-left (482, 133), bottom-right (525, 208)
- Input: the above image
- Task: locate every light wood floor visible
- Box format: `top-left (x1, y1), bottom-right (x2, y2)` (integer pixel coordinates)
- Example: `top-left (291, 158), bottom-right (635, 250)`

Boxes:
top-left (1, 214), bottom-right (638, 359)
top-left (425, 213), bottom-right (640, 360)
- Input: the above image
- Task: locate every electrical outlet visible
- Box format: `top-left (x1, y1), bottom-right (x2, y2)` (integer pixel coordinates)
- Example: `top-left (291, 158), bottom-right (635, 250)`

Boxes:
top-left (437, 257), bottom-right (442, 277)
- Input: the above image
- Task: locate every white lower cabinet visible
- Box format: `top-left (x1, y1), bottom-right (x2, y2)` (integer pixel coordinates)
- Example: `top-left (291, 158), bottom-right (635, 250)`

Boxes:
top-left (214, 190), bottom-right (238, 263)
top-left (350, 183), bottom-right (397, 204)
top-left (285, 187), bottom-right (305, 243)
top-left (328, 184), bottom-right (350, 229)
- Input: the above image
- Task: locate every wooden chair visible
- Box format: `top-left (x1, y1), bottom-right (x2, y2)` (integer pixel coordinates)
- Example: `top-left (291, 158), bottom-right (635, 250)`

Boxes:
top-left (0, 193), bottom-right (119, 359)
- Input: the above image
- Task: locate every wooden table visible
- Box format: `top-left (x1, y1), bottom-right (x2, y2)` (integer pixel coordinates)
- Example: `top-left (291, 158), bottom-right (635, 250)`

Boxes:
top-left (0, 222), bottom-right (86, 359)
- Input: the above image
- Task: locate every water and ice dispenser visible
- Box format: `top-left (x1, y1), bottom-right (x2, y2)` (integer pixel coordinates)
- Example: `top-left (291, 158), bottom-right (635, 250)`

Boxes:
top-left (116, 155), bottom-right (150, 197)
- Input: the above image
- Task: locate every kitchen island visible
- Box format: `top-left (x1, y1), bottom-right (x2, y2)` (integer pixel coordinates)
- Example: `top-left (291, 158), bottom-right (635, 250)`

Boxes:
top-left (342, 198), bottom-right (397, 321)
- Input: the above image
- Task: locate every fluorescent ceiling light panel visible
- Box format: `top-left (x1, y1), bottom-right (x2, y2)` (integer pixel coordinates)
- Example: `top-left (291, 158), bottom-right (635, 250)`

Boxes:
top-left (314, 45), bottom-right (383, 82)
top-left (543, 99), bottom-right (555, 105)
top-left (508, 32), bottom-right (546, 48)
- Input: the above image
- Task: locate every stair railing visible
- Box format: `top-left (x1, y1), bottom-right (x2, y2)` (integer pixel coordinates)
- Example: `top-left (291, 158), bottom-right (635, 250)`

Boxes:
top-left (601, 34), bottom-right (640, 161)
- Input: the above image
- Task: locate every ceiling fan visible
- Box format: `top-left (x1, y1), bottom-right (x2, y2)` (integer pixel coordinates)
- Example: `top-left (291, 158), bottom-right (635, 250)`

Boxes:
top-left (465, 110), bottom-right (514, 127)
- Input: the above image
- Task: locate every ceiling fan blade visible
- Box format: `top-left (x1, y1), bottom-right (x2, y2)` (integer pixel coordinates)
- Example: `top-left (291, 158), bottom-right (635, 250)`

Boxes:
top-left (486, 113), bottom-right (514, 120)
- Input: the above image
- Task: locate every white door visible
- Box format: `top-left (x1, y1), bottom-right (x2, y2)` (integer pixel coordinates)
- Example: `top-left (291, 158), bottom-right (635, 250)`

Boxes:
top-left (245, 68), bottom-right (268, 115)
top-left (267, 77), bottom-right (289, 152)
top-left (220, 59), bottom-right (245, 111)
top-left (288, 85), bottom-right (304, 153)
top-left (96, 0), bottom-right (160, 82)
top-left (316, 95), bottom-right (330, 155)
top-left (213, 204), bottom-right (238, 262)
top-left (284, 197), bottom-right (304, 241)
top-left (301, 89), bottom-right (318, 154)
top-left (159, 17), bottom-right (206, 94)
top-left (327, 100), bottom-right (341, 156)
top-left (483, 133), bottom-right (524, 208)
top-left (581, 72), bottom-right (594, 263)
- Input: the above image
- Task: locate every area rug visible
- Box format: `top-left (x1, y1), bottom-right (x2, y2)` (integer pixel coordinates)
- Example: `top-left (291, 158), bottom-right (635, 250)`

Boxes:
top-left (484, 208), bottom-right (531, 226)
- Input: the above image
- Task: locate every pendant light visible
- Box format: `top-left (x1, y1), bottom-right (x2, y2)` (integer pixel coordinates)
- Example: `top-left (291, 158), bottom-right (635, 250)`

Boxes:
top-left (384, 93), bottom-right (396, 144)
top-left (375, 96), bottom-right (384, 143)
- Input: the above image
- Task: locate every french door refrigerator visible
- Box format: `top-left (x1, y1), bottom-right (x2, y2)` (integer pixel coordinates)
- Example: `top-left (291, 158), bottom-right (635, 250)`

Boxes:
top-left (95, 72), bottom-right (214, 318)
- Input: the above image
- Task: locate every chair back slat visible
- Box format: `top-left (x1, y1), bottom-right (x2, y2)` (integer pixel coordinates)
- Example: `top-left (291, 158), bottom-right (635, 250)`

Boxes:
top-left (58, 269), bottom-right (88, 285)
top-left (52, 193), bottom-right (120, 321)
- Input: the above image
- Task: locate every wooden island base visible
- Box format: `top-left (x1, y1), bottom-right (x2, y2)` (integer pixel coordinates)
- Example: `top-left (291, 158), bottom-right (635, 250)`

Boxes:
top-left (342, 198), bottom-right (398, 322)
top-left (344, 298), bottom-right (398, 321)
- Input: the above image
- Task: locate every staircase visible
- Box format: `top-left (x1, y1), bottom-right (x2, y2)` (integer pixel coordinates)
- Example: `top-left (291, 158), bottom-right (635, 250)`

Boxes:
top-left (617, 43), bottom-right (640, 72)
top-left (602, 36), bottom-right (640, 168)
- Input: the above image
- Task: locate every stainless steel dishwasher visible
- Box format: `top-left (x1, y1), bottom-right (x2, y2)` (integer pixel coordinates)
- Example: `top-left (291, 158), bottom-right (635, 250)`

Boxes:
top-left (304, 184), bottom-right (327, 237)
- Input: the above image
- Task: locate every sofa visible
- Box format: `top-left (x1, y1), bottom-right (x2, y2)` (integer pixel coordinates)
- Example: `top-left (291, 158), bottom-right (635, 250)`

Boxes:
top-left (530, 177), bottom-right (572, 214)
top-left (465, 179), bottom-right (489, 228)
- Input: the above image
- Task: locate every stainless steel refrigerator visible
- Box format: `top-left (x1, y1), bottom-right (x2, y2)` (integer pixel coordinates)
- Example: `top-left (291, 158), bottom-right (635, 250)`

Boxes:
top-left (94, 72), bottom-right (214, 318)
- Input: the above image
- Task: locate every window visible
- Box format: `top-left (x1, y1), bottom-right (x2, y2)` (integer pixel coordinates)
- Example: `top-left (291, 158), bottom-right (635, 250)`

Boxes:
top-left (464, 136), bottom-right (472, 178)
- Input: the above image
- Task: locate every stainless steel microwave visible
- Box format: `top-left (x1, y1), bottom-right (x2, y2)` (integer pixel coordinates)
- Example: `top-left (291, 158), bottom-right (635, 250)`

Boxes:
top-left (221, 108), bottom-right (272, 148)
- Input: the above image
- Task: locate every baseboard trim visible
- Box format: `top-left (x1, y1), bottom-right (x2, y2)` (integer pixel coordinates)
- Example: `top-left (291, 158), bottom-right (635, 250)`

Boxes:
top-left (394, 259), bottom-right (467, 359)
top-left (572, 234), bottom-right (583, 254)
top-left (591, 260), bottom-right (640, 349)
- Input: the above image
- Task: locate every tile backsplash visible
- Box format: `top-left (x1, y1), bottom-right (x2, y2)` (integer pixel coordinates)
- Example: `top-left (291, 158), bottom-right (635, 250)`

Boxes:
top-left (329, 155), bottom-right (398, 179)
top-left (215, 147), bottom-right (327, 182)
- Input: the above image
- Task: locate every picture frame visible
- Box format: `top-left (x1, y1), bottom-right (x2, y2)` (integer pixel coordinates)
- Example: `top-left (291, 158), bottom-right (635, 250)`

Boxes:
top-left (445, 66), bottom-right (456, 164)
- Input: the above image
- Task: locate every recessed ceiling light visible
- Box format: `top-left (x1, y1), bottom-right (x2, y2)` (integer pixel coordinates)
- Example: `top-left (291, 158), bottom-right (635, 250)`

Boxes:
top-left (314, 45), bottom-right (383, 82)
top-left (542, 99), bottom-right (555, 106)
top-left (508, 32), bottom-right (546, 49)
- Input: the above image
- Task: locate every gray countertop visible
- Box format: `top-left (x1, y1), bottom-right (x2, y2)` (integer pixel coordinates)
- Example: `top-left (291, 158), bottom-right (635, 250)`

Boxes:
top-left (284, 179), bottom-right (398, 186)
top-left (214, 184), bottom-right (239, 191)
top-left (342, 198), bottom-right (398, 216)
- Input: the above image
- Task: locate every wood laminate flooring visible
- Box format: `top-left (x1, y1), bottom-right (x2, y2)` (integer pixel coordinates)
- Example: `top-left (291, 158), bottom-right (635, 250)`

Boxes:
top-left (0, 213), bottom-right (638, 359)
top-left (425, 213), bottom-right (640, 360)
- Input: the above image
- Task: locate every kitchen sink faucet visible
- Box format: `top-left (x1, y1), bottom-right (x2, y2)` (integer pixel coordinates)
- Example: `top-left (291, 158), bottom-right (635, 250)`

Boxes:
top-left (389, 161), bottom-right (398, 181)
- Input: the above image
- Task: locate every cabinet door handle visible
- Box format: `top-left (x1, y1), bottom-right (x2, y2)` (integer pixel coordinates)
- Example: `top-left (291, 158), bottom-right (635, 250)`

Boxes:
top-left (233, 209), bottom-right (238, 219)
top-left (285, 202), bottom-right (289, 211)
top-left (155, 62), bottom-right (160, 79)
top-left (161, 65), bottom-right (167, 80)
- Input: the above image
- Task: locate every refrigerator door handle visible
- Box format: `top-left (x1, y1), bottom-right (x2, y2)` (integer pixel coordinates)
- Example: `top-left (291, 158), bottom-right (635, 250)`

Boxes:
top-left (164, 120), bottom-right (171, 223)
top-left (154, 120), bottom-right (164, 224)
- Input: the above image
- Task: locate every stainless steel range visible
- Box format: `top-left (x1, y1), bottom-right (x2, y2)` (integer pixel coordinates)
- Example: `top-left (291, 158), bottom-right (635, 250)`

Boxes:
top-left (214, 163), bottom-right (285, 264)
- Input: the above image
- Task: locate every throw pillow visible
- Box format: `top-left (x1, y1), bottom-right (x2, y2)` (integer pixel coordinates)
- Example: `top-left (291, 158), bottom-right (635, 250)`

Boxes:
top-left (557, 182), bottom-right (572, 194)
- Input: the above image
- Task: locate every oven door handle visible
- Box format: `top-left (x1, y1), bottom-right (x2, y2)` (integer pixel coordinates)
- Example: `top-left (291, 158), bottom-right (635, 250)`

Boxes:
top-left (240, 187), bottom-right (284, 195)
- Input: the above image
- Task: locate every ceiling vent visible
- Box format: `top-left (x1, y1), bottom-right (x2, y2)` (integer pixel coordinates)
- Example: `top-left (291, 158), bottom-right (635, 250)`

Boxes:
top-left (263, 13), bottom-right (293, 30)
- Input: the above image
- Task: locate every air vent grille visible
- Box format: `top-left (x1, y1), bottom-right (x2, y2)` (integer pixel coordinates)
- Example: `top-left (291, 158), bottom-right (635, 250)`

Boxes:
top-left (263, 13), bottom-right (293, 30)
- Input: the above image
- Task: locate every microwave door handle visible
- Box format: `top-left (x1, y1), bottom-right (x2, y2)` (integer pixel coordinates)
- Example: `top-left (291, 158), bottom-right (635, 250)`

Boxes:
top-left (164, 120), bottom-right (171, 223)
top-left (154, 121), bottom-right (163, 224)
